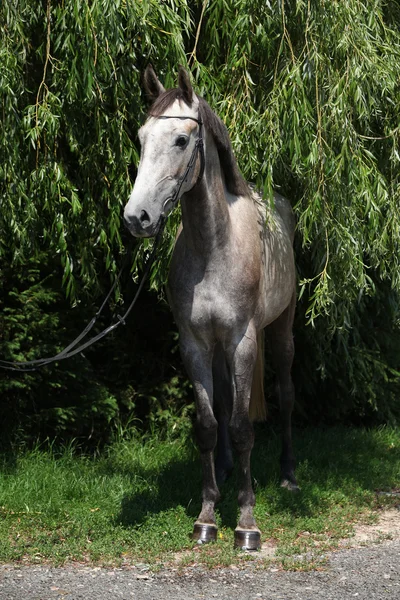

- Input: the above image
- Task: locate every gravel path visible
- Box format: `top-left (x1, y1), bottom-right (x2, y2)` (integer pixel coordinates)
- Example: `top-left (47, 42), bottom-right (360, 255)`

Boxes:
top-left (1, 539), bottom-right (399, 600)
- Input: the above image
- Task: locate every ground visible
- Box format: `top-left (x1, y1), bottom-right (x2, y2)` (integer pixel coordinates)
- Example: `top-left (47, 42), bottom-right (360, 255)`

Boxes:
top-left (1, 507), bottom-right (399, 600)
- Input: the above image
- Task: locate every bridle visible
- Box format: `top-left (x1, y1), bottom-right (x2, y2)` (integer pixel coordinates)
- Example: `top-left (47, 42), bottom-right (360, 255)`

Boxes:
top-left (147, 113), bottom-right (205, 219)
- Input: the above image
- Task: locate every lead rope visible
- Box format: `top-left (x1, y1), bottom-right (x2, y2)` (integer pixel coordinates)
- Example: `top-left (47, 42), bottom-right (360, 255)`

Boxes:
top-left (0, 114), bottom-right (204, 372)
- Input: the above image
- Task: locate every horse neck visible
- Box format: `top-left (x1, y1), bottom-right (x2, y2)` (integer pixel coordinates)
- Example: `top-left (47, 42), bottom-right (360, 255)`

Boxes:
top-left (180, 131), bottom-right (231, 258)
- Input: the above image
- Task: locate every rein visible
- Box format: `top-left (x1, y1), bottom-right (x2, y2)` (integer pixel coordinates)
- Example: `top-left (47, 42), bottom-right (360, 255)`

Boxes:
top-left (0, 113), bottom-right (205, 372)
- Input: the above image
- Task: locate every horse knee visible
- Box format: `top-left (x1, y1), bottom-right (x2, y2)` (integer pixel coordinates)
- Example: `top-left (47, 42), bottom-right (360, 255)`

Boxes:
top-left (195, 414), bottom-right (218, 453)
top-left (271, 335), bottom-right (294, 372)
top-left (229, 417), bottom-right (254, 454)
top-left (277, 377), bottom-right (294, 397)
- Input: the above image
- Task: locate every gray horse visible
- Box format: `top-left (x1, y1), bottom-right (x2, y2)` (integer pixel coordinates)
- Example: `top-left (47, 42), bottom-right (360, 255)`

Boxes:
top-left (124, 66), bottom-right (297, 550)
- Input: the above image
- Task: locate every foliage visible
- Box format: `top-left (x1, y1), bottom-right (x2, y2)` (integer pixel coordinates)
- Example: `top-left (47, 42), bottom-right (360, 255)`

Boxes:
top-left (0, 0), bottom-right (400, 439)
top-left (0, 253), bottom-right (120, 442)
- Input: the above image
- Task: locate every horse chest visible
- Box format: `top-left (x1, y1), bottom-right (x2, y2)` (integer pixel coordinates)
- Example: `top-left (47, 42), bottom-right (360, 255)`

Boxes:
top-left (170, 266), bottom-right (255, 339)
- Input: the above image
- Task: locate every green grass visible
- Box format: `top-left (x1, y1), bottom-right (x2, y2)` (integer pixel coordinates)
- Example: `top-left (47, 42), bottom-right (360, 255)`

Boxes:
top-left (0, 426), bottom-right (399, 569)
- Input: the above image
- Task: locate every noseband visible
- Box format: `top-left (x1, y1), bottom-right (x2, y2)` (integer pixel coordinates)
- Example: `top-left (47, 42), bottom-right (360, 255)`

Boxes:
top-left (147, 113), bottom-right (205, 217)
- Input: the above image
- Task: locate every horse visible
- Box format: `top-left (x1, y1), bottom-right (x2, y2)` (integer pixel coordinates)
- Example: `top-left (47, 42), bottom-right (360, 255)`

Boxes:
top-left (124, 65), bottom-right (298, 550)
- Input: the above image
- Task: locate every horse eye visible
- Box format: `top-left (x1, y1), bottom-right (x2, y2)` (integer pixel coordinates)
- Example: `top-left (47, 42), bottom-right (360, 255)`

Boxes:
top-left (175, 135), bottom-right (188, 148)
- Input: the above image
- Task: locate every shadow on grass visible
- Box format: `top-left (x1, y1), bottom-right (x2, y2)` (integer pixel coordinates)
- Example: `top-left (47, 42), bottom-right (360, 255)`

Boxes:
top-left (117, 455), bottom-right (202, 526)
top-left (0, 451), bottom-right (18, 475)
top-left (115, 425), bottom-right (400, 532)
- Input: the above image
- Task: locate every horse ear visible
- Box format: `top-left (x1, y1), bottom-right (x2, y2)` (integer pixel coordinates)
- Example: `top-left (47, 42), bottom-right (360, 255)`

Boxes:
top-left (178, 65), bottom-right (193, 104)
top-left (143, 64), bottom-right (165, 101)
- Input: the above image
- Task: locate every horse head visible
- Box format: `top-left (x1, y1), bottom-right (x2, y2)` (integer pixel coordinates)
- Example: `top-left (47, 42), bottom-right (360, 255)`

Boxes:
top-left (124, 65), bottom-right (204, 237)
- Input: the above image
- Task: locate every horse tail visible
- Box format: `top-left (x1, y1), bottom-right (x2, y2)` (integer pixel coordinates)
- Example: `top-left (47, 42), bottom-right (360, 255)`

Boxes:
top-left (249, 330), bottom-right (267, 422)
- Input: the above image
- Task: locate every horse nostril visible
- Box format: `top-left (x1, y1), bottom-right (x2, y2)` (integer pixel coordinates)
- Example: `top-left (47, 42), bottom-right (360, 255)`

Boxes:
top-left (139, 209), bottom-right (150, 225)
top-left (124, 213), bottom-right (132, 228)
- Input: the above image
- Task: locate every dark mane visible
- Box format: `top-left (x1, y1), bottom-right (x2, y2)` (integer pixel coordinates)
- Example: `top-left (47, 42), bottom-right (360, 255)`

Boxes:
top-left (148, 90), bottom-right (249, 197)
top-left (149, 88), bottom-right (191, 116)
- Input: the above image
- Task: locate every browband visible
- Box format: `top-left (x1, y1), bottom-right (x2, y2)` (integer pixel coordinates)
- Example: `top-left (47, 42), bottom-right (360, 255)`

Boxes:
top-left (148, 114), bottom-right (203, 125)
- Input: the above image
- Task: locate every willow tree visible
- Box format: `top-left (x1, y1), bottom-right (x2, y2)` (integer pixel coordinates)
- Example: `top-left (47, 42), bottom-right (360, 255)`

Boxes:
top-left (1, 0), bottom-right (399, 439)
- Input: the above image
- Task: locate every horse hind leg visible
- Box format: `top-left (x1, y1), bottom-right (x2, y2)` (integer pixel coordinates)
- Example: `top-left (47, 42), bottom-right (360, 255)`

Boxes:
top-left (267, 292), bottom-right (299, 492)
top-left (213, 344), bottom-right (234, 486)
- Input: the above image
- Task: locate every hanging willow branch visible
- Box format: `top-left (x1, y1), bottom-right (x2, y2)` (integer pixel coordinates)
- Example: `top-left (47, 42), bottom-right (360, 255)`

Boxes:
top-left (34, 0), bottom-right (52, 166)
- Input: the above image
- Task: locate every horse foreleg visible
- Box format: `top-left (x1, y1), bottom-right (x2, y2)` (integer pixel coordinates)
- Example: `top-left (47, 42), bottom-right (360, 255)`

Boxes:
top-left (181, 339), bottom-right (220, 543)
top-left (228, 327), bottom-right (261, 550)
top-left (267, 293), bottom-right (299, 491)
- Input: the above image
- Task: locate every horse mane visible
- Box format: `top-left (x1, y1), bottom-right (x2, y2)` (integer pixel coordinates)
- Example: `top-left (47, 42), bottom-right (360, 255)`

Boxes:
top-left (148, 90), bottom-right (249, 197)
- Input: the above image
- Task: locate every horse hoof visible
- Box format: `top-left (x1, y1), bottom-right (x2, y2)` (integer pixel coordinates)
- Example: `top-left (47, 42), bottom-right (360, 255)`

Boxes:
top-left (192, 523), bottom-right (218, 544)
top-left (280, 479), bottom-right (300, 493)
top-left (234, 528), bottom-right (261, 551)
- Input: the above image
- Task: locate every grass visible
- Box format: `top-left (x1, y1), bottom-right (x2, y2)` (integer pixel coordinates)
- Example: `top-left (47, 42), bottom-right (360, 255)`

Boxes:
top-left (0, 425), bottom-right (399, 569)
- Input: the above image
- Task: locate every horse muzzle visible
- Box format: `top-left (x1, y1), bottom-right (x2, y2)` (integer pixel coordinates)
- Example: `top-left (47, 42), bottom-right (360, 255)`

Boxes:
top-left (123, 207), bottom-right (160, 238)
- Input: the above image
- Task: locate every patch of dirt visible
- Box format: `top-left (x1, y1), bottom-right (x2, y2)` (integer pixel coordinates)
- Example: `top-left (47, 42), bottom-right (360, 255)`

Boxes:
top-left (257, 539), bottom-right (277, 559)
top-left (258, 505), bottom-right (400, 560)
top-left (340, 506), bottom-right (400, 549)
